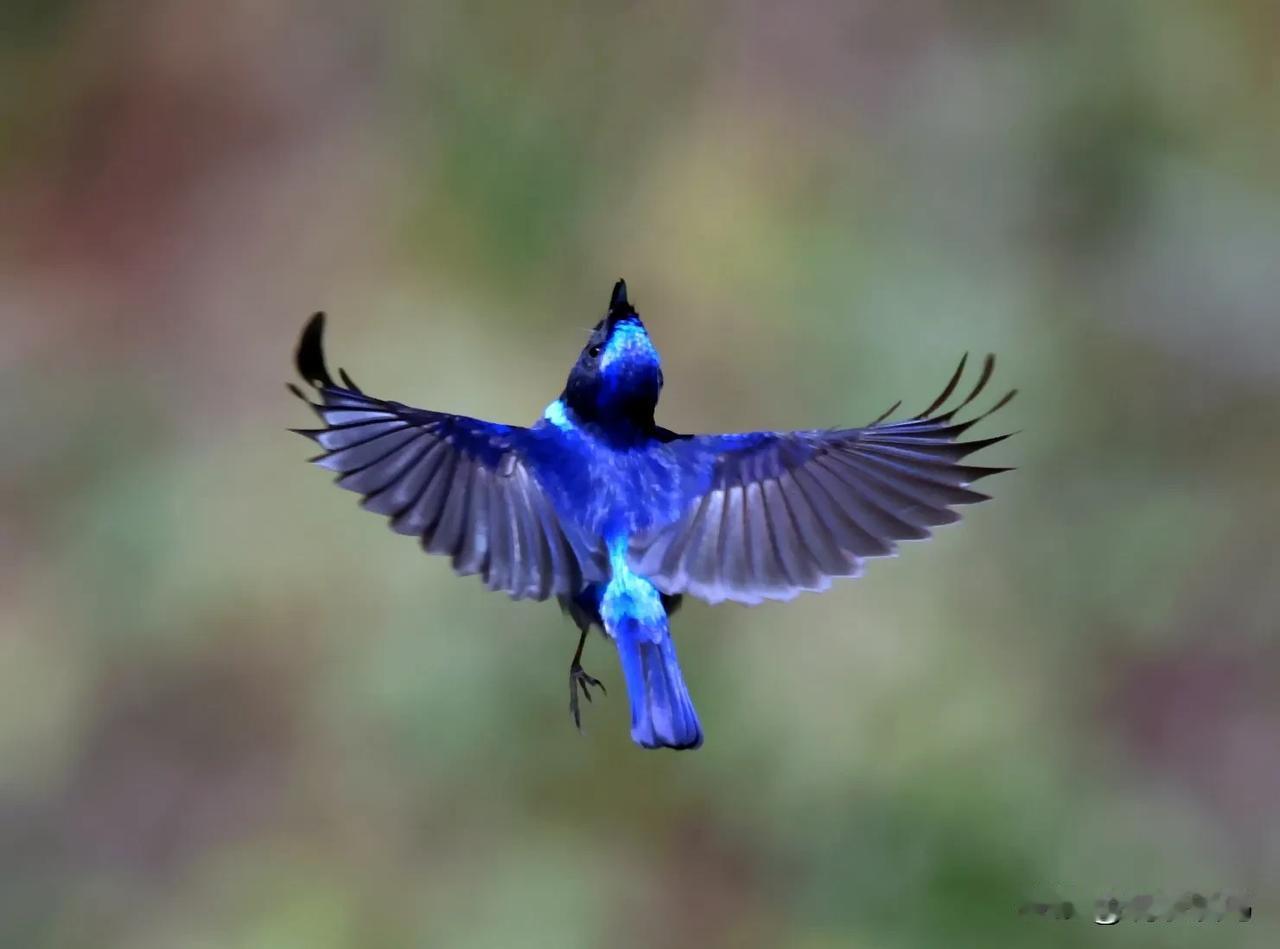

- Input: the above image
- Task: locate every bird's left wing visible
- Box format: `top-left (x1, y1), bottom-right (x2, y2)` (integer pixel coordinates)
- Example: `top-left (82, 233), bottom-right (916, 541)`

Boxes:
top-left (630, 356), bottom-right (1016, 605)
top-left (289, 313), bottom-right (607, 600)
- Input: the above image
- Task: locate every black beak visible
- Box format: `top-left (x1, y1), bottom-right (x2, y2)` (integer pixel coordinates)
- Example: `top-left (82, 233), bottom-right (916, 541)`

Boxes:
top-left (607, 278), bottom-right (636, 326)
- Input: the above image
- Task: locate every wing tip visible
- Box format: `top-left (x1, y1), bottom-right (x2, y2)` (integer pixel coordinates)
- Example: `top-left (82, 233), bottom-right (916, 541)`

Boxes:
top-left (915, 353), bottom-right (968, 419)
top-left (965, 464), bottom-right (1016, 483)
top-left (295, 312), bottom-right (335, 389)
top-left (879, 355), bottom-right (1015, 433)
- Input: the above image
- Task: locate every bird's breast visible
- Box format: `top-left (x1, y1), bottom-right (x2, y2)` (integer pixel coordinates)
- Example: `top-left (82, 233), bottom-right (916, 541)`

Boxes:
top-left (523, 426), bottom-right (692, 538)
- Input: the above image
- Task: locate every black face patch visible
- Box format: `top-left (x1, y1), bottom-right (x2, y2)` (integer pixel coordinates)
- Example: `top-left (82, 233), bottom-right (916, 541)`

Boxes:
top-left (578, 322), bottom-right (609, 366)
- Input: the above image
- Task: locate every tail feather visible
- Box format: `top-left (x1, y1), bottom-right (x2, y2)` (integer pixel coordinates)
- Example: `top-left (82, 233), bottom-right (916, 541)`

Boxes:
top-left (613, 619), bottom-right (702, 750)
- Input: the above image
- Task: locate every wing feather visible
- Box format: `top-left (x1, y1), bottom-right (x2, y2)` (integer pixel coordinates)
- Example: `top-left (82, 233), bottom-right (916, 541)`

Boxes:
top-left (291, 313), bottom-right (605, 599)
top-left (628, 355), bottom-right (1015, 604)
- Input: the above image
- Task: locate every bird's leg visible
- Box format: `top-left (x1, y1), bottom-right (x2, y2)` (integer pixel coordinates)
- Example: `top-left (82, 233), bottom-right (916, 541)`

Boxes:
top-left (568, 623), bottom-right (606, 731)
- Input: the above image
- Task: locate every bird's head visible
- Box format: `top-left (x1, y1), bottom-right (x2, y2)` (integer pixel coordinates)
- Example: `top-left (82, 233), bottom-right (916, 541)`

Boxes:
top-left (562, 280), bottom-right (663, 428)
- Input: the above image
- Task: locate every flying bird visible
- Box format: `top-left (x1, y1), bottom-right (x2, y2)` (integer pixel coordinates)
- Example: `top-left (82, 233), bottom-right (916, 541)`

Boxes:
top-left (289, 281), bottom-right (1015, 750)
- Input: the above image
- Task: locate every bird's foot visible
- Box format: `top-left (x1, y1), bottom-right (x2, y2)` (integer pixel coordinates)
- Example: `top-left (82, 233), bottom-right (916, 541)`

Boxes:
top-left (568, 663), bottom-right (606, 732)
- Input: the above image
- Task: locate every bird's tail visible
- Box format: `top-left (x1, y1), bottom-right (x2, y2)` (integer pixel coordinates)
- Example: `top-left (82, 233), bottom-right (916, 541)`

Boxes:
top-left (609, 614), bottom-right (702, 750)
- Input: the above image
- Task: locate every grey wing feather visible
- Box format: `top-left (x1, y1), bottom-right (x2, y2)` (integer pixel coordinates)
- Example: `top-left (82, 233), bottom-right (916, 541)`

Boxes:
top-left (629, 354), bottom-right (1016, 605)
top-left (290, 313), bottom-right (607, 599)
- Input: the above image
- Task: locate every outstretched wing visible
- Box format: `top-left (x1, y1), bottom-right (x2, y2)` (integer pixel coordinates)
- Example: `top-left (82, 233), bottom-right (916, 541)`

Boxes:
top-left (289, 313), bottom-right (607, 600)
top-left (629, 355), bottom-right (1016, 605)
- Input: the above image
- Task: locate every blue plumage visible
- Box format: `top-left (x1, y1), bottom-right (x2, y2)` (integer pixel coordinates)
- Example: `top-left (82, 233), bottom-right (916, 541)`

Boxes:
top-left (291, 279), bottom-right (1015, 750)
top-left (602, 536), bottom-right (701, 748)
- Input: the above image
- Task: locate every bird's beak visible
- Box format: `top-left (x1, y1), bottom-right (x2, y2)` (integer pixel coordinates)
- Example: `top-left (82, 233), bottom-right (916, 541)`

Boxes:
top-left (609, 279), bottom-right (629, 313)
top-left (606, 278), bottom-right (637, 331)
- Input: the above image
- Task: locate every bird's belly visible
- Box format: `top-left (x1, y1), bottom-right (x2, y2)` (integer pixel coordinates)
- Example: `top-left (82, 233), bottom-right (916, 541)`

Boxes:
top-left (586, 450), bottom-right (688, 536)
top-left (599, 536), bottom-right (664, 640)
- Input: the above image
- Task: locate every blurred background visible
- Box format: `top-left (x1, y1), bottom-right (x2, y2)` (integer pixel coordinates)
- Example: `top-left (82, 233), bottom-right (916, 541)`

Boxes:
top-left (2, 2), bottom-right (1278, 947)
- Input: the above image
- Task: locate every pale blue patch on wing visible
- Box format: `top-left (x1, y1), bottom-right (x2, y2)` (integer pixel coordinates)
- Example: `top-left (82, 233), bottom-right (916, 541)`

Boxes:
top-left (600, 534), bottom-right (665, 638)
top-left (542, 398), bottom-right (573, 430)
top-left (324, 409), bottom-right (396, 425)
top-left (600, 320), bottom-right (658, 372)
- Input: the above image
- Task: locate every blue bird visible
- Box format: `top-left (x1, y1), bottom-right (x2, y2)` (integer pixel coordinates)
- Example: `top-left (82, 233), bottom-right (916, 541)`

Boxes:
top-left (290, 280), bottom-right (1015, 750)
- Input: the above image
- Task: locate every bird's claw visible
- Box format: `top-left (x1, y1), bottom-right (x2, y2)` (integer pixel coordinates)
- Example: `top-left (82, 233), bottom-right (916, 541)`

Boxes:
top-left (568, 664), bottom-right (606, 732)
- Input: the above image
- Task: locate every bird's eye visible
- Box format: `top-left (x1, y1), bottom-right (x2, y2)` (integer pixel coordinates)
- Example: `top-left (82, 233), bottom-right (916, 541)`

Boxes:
top-left (588, 345), bottom-right (602, 358)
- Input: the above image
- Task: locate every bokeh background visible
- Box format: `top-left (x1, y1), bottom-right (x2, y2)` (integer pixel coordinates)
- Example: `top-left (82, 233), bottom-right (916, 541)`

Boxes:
top-left (3, 2), bottom-right (1278, 947)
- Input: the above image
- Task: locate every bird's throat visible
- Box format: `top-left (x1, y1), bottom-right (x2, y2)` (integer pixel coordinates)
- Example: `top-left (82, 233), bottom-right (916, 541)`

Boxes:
top-left (563, 369), bottom-right (659, 433)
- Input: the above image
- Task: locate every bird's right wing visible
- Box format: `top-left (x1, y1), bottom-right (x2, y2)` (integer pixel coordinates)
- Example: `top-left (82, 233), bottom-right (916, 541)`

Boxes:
top-left (289, 314), bottom-right (608, 600)
top-left (629, 356), bottom-right (1016, 605)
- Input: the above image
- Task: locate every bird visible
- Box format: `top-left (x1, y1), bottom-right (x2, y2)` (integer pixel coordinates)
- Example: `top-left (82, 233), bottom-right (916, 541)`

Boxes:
top-left (289, 280), bottom-right (1015, 751)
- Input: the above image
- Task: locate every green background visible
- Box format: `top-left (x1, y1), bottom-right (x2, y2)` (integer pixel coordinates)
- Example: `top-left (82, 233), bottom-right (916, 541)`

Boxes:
top-left (2, 2), bottom-right (1277, 947)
